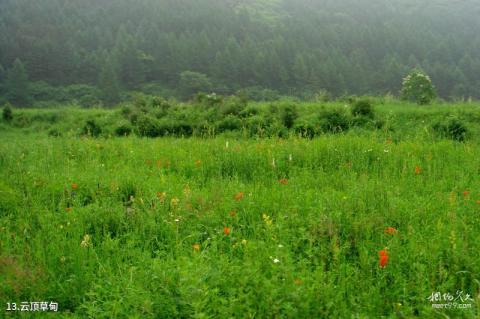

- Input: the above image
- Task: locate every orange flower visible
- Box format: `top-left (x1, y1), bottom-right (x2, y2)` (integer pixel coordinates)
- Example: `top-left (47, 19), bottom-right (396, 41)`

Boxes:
top-left (223, 227), bottom-right (231, 235)
top-left (71, 183), bottom-right (78, 190)
top-left (234, 192), bottom-right (244, 201)
top-left (192, 244), bottom-right (200, 251)
top-left (65, 207), bottom-right (72, 213)
top-left (379, 250), bottom-right (389, 268)
top-left (384, 227), bottom-right (398, 235)
top-left (463, 190), bottom-right (470, 197)
top-left (415, 166), bottom-right (422, 175)
top-left (278, 178), bottom-right (288, 185)
top-left (294, 278), bottom-right (303, 285)
top-left (229, 211), bottom-right (237, 217)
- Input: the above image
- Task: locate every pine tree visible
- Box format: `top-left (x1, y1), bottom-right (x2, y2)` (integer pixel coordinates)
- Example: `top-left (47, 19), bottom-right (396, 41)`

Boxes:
top-left (6, 58), bottom-right (32, 106)
top-left (98, 57), bottom-right (121, 105)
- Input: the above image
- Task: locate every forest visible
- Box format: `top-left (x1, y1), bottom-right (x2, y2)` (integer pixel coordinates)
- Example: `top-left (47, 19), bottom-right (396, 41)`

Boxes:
top-left (1, 0), bottom-right (480, 106)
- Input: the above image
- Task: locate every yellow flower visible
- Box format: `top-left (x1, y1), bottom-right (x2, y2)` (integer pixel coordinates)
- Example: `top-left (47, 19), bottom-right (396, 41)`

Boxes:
top-left (171, 197), bottom-right (180, 207)
top-left (80, 234), bottom-right (92, 248)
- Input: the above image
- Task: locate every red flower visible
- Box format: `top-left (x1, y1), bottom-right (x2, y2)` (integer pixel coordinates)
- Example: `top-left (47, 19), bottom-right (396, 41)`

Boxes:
top-left (234, 192), bottom-right (244, 201)
top-left (384, 227), bottom-right (398, 235)
top-left (278, 178), bottom-right (288, 185)
top-left (379, 250), bottom-right (389, 268)
top-left (223, 227), bottom-right (231, 235)
top-left (71, 183), bottom-right (78, 190)
top-left (463, 190), bottom-right (470, 197)
top-left (415, 166), bottom-right (422, 175)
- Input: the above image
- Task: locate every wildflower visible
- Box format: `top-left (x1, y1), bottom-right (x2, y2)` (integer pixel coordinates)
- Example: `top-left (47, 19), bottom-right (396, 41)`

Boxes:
top-left (234, 192), bottom-right (244, 201)
top-left (65, 207), bottom-right (72, 213)
top-left (192, 244), bottom-right (200, 252)
top-left (384, 227), bottom-right (398, 235)
top-left (183, 185), bottom-right (190, 196)
top-left (80, 234), bottom-right (92, 248)
top-left (273, 258), bottom-right (280, 264)
top-left (223, 227), bottom-right (231, 235)
top-left (170, 197), bottom-right (180, 207)
top-left (241, 239), bottom-right (247, 245)
top-left (379, 249), bottom-right (389, 268)
top-left (294, 278), bottom-right (303, 285)
top-left (415, 166), bottom-right (422, 175)
top-left (279, 178), bottom-right (288, 185)
top-left (195, 159), bottom-right (201, 167)
top-left (463, 190), bottom-right (470, 197)
top-left (156, 192), bottom-right (167, 203)
top-left (71, 183), bottom-right (78, 190)
top-left (262, 214), bottom-right (273, 226)
top-left (229, 211), bottom-right (237, 217)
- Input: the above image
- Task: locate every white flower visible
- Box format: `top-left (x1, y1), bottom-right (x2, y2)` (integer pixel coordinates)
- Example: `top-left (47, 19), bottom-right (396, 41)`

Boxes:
top-left (273, 258), bottom-right (280, 263)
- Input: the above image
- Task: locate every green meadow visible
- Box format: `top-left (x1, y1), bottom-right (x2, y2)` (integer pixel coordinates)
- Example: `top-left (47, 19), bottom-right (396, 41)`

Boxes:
top-left (1, 101), bottom-right (480, 318)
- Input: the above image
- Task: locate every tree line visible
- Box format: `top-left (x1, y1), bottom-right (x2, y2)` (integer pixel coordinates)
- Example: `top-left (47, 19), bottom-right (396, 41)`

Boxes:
top-left (0, 0), bottom-right (479, 106)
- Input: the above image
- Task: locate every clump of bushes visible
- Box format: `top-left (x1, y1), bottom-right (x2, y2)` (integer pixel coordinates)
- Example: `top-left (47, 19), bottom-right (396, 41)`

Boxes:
top-left (432, 117), bottom-right (468, 142)
top-left (280, 104), bottom-right (298, 129)
top-left (351, 99), bottom-right (374, 118)
top-left (82, 119), bottom-right (102, 137)
top-left (319, 108), bottom-right (350, 133)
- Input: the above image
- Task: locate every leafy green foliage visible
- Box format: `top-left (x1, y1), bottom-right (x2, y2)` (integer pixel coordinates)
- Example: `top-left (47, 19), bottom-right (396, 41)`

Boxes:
top-left (433, 117), bottom-right (469, 141)
top-left (401, 69), bottom-right (436, 105)
top-left (82, 119), bottom-right (102, 137)
top-left (351, 100), bottom-right (375, 118)
top-left (2, 103), bottom-right (13, 122)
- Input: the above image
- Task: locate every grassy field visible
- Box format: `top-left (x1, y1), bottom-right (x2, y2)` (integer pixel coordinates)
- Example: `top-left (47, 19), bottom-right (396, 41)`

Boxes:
top-left (1, 102), bottom-right (480, 318)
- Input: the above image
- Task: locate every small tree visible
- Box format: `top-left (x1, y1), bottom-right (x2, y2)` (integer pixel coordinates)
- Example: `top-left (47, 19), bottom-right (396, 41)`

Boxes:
top-left (2, 103), bottom-right (13, 122)
top-left (6, 59), bottom-right (32, 106)
top-left (178, 71), bottom-right (212, 100)
top-left (401, 69), bottom-right (436, 105)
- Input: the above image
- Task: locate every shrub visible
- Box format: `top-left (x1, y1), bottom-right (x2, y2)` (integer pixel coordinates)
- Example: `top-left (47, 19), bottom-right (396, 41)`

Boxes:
top-left (401, 69), bottom-right (436, 105)
top-left (351, 100), bottom-right (374, 118)
top-left (220, 96), bottom-right (247, 116)
top-left (82, 119), bottom-right (102, 137)
top-left (114, 122), bottom-right (133, 136)
top-left (294, 119), bottom-right (317, 138)
top-left (280, 104), bottom-right (298, 129)
top-left (2, 103), bottom-right (13, 122)
top-left (136, 115), bottom-right (160, 137)
top-left (433, 117), bottom-right (468, 142)
top-left (239, 105), bottom-right (259, 118)
top-left (217, 115), bottom-right (242, 132)
top-left (319, 109), bottom-right (350, 133)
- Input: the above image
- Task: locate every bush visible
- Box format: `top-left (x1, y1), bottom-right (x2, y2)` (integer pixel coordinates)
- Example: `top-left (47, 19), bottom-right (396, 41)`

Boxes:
top-left (2, 103), bottom-right (13, 122)
top-left (280, 104), bottom-right (298, 129)
top-left (319, 109), bottom-right (350, 133)
top-left (433, 117), bottom-right (468, 142)
top-left (82, 119), bottom-right (102, 137)
top-left (351, 100), bottom-right (374, 118)
top-left (220, 96), bottom-right (247, 116)
top-left (401, 69), bottom-right (436, 105)
top-left (136, 115), bottom-right (160, 137)
top-left (114, 122), bottom-right (133, 136)
top-left (217, 115), bottom-right (242, 132)
top-left (294, 119), bottom-right (317, 138)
